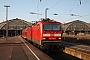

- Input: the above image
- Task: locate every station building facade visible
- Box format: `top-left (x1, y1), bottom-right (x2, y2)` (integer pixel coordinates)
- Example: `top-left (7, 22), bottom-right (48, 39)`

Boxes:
top-left (0, 18), bottom-right (90, 37)
top-left (62, 20), bottom-right (90, 35)
top-left (0, 18), bottom-right (31, 37)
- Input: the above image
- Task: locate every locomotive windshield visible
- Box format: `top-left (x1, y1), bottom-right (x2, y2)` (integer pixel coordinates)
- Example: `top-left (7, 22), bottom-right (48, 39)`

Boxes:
top-left (44, 24), bottom-right (60, 30)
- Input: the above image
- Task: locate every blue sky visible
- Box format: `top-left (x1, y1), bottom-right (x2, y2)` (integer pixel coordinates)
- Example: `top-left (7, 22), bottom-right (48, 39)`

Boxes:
top-left (0, 0), bottom-right (90, 23)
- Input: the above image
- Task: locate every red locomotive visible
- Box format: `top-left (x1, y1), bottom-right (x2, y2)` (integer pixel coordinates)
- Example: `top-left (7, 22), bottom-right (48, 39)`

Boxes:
top-left (22, 18), bottom-right (62, 50)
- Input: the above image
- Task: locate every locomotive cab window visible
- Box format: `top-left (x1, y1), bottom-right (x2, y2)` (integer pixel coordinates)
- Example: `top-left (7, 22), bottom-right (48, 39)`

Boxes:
top-left (43, 24), bottom-right (60, 30)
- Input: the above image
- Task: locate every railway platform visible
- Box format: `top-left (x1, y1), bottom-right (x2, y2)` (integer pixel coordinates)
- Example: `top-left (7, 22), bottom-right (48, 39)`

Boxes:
top-left (0, 36), bottom-right (52, 60)
top-left (63, 41), bottom-right (90, 60)
top-left (62, 35), bottom-right (90, 60)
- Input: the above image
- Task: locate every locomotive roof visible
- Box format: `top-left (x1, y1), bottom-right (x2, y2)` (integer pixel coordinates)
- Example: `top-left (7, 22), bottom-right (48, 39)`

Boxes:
top-left (41, 18), bottom-right (57, 22)
top-left (31, 18), bottom-right (61, 27)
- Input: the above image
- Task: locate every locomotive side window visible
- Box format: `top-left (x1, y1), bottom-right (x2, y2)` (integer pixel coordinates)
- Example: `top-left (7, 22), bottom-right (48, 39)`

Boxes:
top-left (44, 24), bottom-right (60, 30)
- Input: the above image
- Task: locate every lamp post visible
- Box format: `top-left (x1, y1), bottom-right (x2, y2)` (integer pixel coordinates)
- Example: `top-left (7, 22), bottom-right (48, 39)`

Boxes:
top-left (53, 14), bottom-right (58, 15)
top-left (29, 12), bottom-right (42, 15)
top-left (70, 14), bottom-right (82, 17)
top-left (4, 5), bottom-right (10, 40)
top-left (45, 8), bottom-right (49, 18)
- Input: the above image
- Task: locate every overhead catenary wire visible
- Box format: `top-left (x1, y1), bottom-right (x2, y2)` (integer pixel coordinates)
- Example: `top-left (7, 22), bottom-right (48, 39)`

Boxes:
top-left (70, 0), bottom-right (76, 12)
top-left (69, 0), bottom-right (90, 20)
top-left (69, 0), bottom-right (76, 20)
top-left (49, 0), bottom-right (63, 10)
top-left (70, 14), bottom-right (90, 21)
top-left (37, 0), bottom-right (41, 13)
top-left (39, 0), bottom-right (63, 18)
top-left (65, 0), bottom-right (66, 14)
top-left (37, 0), bottom-right (42, 18)
top-left (1, 0), bottom-right (90, 19)
top-left (0, 10), bottom-right (29, 13)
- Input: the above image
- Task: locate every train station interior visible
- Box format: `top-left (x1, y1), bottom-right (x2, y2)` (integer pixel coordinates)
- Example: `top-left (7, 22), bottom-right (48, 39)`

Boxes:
top-left (62, 20), bottom-right (90, 35)
top-left (0, 18), bottom-right (31, 37)
top-left (0, 18), bottom-right (90, 37)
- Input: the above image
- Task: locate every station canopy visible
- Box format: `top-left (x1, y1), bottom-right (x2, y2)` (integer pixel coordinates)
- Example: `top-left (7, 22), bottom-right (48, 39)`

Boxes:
top-left (0, 18), bottom-right (31, 30)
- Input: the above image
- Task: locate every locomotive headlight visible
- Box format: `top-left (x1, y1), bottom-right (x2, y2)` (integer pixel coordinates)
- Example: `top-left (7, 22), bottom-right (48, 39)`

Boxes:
top-left (58, 38), bottom-right (61, 39)
top-left (43, 38), bottom-right (46, 40)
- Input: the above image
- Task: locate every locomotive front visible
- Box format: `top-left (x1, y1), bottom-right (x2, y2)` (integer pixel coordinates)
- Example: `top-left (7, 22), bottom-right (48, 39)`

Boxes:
top-left (41, 21), bottom-right (62, 50)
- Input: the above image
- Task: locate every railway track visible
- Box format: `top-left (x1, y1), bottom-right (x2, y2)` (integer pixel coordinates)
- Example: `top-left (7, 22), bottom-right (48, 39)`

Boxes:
top-left (63, 36), bottom-right (90, 45)
top-left (21, 36), bottom-right (90, 60)
top-left (20, 36), bottom-right (53, 60)
top-left (20, 35), bottom-right (83, 60)
top-left (21, 36), bottom-right (81, 60)
top-left (43, 51), bottom-right (81, 60)
top-left (1, 36), bottom-right (90, 60)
